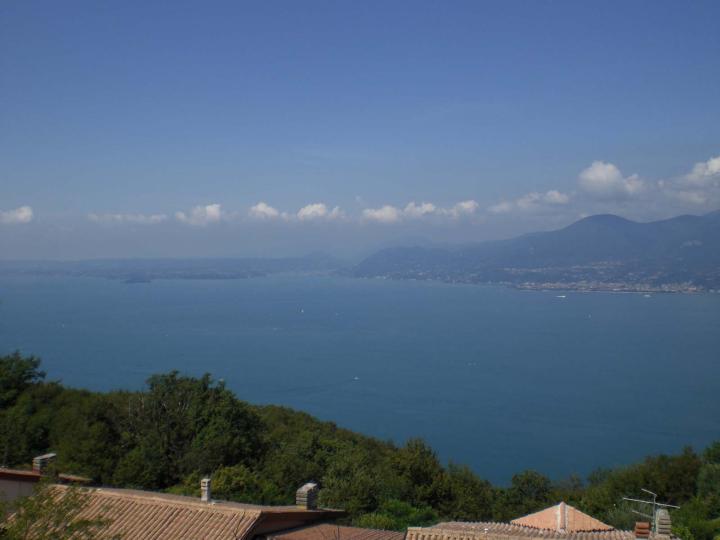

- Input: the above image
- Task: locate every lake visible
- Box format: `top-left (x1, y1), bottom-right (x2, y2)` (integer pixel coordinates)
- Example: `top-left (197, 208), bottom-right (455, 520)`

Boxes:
top-left (1, 274), bottom-right (718, 484)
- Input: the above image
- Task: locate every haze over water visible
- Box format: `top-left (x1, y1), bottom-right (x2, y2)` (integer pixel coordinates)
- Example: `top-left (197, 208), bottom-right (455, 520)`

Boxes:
top-left (1, 274), bottom-right (718, 484)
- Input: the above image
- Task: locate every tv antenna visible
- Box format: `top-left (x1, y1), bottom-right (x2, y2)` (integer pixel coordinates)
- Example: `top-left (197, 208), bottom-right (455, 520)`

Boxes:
top-left (623, 489), bottom-right (679, 533)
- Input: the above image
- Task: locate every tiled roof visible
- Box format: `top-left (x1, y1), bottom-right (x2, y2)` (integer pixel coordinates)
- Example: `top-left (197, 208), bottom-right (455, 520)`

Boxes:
top-left (0, 468), bottom-right (41, 481)
top-left (50, 485), bottom-right (343, 540)
top-left (511, 503), bottom-right (613, 532)
top-left (406, 521), bottom-right (650, 540)
top-left (266, 523), bottom-right (406, 540)
top-left (0, 467), bottom-right (89, 484)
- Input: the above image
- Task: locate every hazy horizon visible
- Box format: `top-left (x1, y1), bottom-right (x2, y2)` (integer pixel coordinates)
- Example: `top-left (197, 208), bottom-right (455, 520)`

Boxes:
top-left (1, 207), bottom-right (719, 262)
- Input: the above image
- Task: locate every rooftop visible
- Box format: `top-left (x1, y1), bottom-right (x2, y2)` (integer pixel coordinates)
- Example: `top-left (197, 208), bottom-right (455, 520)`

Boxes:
top-left (0, 467), bottom-right (89, 484)
top-left (265, 523), bottom-right (406, 540)
top-left (407, 502), bottom-right (673, 540)
top-left (511, 503), bottom-right (613, 532)
top-left (49, 484), bottom-right (345, 540)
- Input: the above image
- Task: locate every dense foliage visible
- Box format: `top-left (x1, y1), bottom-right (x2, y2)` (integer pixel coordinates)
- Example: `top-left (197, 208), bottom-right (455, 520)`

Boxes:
top-left (1, 353), bottom-right (718, 538)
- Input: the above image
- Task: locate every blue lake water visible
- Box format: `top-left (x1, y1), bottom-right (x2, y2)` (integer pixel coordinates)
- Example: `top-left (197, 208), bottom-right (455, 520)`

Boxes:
top-left (1, 274), bottom-right (718, 484)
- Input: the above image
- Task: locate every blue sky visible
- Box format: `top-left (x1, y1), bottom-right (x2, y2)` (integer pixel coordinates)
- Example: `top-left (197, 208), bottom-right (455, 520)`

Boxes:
top-left (1, 0), bottom-right (719, 258)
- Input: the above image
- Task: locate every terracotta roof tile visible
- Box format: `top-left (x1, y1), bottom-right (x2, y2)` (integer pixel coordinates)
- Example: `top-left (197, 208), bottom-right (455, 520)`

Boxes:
top-left (0, 468), bottom-right (41, 482)
top-left (407, 521), bottom-right (671, 540)
top-left (48, 485), bottom-right (343, 540)
top-left (511, 503), bottom-right (613, 532)
top-left (267, 523), bottom-right (406, 540)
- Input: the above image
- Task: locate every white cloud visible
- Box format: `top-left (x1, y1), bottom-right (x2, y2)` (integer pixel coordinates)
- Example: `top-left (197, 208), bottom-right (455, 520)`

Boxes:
top-left (362, 205), bottom-right (402, 223)
top-left (674, 190), bottom-right (708, 205)
top-left (654, 154), bottom-right (720, 207)
top-left (449, 200), bottom-right (480, 217)
top-left (88, 213), bottom-right (167, 225)
top-left (488, 201), bottom-right (514, 214)
top-left (297, 202), bottom-right (344, 221)
top-left (248, 202), bottom-right (281, 220)
top-left (362, 199), bottom-right (480, 223)
top-left (175, 203), bottom-right (223, 226)
top-left (685, 155), bottom-right (720, 186)
top-left (543, 190), bottom-right (571, 205)
top-left (403, 201), bottom-right (437, 218)
top-left (518, 190), bottom-right (570, 209)
top-left (489, 191), bottom-right (569, 214)
top-left (0, 205), bottom-right (34, 224)
top-left (578, 161), bottom-right (643, 200)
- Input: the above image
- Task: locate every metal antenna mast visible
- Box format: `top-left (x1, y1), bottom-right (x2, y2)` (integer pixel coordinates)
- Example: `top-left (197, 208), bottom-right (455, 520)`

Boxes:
top-left (623, 489), bottom-right (679, 533)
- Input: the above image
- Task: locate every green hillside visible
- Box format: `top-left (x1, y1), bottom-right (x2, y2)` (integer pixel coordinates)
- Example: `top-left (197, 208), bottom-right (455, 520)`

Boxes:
top-left (1, 352), bottom-right (718, 538)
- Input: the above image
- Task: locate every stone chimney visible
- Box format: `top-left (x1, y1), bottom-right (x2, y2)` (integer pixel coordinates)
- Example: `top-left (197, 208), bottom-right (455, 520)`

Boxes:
top-left (200, 477), bottom-right (212, 503)
top-left (295, 482), bottom-right (319, 510)
top-left (655, 509), bottom-right (672, 537)
top-left (634, 522), bottom-right (651, 539)
top-left (32, 453), bottom-right (57, 475)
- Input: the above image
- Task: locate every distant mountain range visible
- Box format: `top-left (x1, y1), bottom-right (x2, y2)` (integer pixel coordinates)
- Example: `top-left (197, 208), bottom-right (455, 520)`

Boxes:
top-left (350, 211), bottom-right (720, 292)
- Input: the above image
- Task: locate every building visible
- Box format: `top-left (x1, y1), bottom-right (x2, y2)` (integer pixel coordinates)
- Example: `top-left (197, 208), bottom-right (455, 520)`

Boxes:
top-left (263, 523), bottom-right (406, 540)
top-left (2, 456), bottom-right (403, 540)
top-left (0, 453), bottom-right (88, 503)
top-left (45, 483), bottom-right (347, 540)
top-left (407, 502), bottom-right (675, 540)
top-left (0, 468), bottom-right (41, 502)
top-left (4, 457), bottom-right (675, 540)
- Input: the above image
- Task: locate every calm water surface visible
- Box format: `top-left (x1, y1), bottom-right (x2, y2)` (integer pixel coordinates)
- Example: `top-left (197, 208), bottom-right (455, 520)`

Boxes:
top-left (1, 275), bottom-right (718, 484)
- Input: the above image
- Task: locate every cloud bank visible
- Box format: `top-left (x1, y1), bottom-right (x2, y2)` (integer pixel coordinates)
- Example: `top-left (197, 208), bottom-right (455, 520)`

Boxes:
top-left (51, 153), bottom-right (720, 240)
top-left (297, 203), bottom-right (344, 221)
top-left (175, 204), bottom-right (223, 226)
top-left (0, 206), bottom-right (34, 224)
top-left (489, 190), bottom-right (570, 214)
top-left (362, 200), bottom-right (480, 223)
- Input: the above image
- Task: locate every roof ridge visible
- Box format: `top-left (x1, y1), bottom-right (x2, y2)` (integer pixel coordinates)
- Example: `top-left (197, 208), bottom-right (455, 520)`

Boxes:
top-left (53, 485), bottom-right (264, 514)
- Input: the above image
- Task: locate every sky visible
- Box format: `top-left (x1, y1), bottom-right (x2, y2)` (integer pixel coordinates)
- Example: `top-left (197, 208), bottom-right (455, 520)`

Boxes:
top-left (1, 0), bottom-right (720, 259)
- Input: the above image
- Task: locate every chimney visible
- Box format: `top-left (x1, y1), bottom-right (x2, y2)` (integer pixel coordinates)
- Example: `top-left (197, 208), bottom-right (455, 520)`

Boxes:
top-left (32, 453), bottom-right (57, 475)
top-left (295, 482), bottom-right (319, 510)
top-left (655, 509), bottom-right (672, 537)
top-left (634, 522), bottom-right (651, 540)
top-left (200, 477), bottom-right (212, 503)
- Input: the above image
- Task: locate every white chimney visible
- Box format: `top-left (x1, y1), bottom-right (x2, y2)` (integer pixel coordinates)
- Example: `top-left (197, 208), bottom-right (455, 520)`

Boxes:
top-left (201, 477), bottom-right (212, 503)
top-left (655, 509), bottom-right (672, 537)
top-left (295, 482), bottom-right (319, 510)
top-left (32, 453), bottom-right (57, 475)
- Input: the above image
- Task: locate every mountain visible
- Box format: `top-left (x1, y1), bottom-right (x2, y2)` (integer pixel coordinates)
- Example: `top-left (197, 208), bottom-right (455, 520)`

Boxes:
top-left (351, 211), bottom-right (720, 292)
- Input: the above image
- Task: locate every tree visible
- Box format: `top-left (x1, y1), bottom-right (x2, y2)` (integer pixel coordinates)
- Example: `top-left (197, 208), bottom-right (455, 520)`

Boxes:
top-left (393, 439), bottom-right (445, 508)
top-left (354, 499), bottom-right (439, 531)
top-left (437, 464), bottom-right (495, 521)
top-left (112, 372), bottom-right (265, 489)
top-left (495, 470), bottom-right (552, 521)
top-left (0, 483), bottom-right (117, 540)
top-left (0, 352), bottom-right (44, 409)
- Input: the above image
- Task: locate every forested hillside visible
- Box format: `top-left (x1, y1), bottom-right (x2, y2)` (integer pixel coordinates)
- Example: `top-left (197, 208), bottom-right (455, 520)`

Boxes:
top-left (1, 352), bottom-right (718, 538)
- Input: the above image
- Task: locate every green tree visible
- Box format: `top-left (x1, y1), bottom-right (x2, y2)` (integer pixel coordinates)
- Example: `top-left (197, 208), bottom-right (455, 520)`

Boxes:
top-left (437, 463), bottom-right (495, 521)
top-left (354, 499), bottom-right (439, 531)
top-left (393, 439), bottom-right (445, 508)
top-left (495, 470), bottom-right (552, 521)
top-left (112, 372), bottom-right (264, 489)
top-left (0, 352), bottom-right (44, 409)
